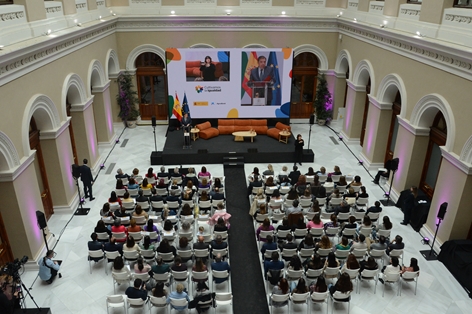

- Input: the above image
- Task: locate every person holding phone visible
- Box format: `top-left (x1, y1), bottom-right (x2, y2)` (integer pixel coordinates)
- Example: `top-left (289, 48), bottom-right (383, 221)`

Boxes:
top-left (125, 278), bottom-right (148, 301)
top-left (38, 250), bottom-right (61, 284)
top-left (199, 56), bottom-right (216, 81)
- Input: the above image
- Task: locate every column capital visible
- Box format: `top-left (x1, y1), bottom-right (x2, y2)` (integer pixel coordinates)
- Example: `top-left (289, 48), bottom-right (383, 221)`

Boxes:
top-left (368, 95), bottom-right (392, 110)
top-left (397, 116), bottom-right (430, 136)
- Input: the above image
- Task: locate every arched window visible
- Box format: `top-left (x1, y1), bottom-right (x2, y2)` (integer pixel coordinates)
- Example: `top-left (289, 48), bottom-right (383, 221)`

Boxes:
top-left (136, 53), bottom-right (168, 120)
top-left (359, 77), bottom-right (371, 147)
top-left (291, 52), bottom-right (319, 118)
top-left (385, 91), bottom-right (401, 163)
top-left (419, 112), bottom-right (447, 199)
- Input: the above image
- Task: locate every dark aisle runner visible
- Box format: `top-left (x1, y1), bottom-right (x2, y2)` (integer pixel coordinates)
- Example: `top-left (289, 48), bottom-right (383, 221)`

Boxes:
top-left (225, 167), bottom-right (270, 314)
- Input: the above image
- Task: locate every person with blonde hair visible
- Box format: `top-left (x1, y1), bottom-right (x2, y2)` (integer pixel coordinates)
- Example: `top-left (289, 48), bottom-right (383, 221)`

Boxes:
top-left (263, 164), bottom-right (274, 176)
top-left (250, 187), bottom-right (266, 216)
top-left (167, 283), bottom-right (190, 310)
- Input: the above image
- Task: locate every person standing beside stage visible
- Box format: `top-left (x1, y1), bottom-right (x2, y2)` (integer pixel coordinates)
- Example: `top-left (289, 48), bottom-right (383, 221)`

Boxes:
top-left (80, 158), bottom-right (95, 201)
top-left (199, 56), bottom-right (216, 81)
top-left (401, 186), bottom-right (418, 226)
top-left (294, 134), bottom-right (304, 166)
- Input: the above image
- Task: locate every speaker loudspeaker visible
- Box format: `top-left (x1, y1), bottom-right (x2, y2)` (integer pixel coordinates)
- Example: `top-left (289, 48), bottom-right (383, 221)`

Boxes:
top-left (36, 211), bottom-right (47, 229)
top-left (390, 158), bottom-right (399, 172)
top-left (309, 114), bottom-right (315, 125)
top-left (437, 202), bottom-right (447, 220)
top-left (152, 116), bottom-right (156, 127)
top-left (71, 164), bottom-right (81, 179)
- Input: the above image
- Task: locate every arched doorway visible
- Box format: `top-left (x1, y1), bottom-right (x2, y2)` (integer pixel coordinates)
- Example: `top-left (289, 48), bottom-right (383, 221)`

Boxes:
top-left (136, 53), bottom-right (168, 120)
top-left (359, 77), bottom-right (371, 146)
top-left (385, 91), bottom-right (401, 163)
top-left (291, 52), bottom-right (319, 118)
top-left (343, 67), bottom-right (349, 108)
top-left (29, 118), bottom-right (54, 219)
top-left (419, 112), bottom-right (447, 199)
top-left (66, 98), bottom-right (79, 165)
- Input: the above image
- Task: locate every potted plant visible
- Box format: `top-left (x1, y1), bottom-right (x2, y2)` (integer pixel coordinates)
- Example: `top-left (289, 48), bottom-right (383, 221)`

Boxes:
top-left (313, 73), bottom-right (333, 126)
top-left (116, 72), bottom-right (140, 128)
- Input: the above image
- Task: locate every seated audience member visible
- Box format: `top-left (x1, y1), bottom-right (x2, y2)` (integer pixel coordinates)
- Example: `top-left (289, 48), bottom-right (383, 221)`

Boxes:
top-left (269, 189), bottom-right (283, 213)
top-left (330, 200), bottom-right (350, 216)
top-left (211, 254), bottom-right (231, 283)
top-left (182, 167), bottom-right (197, 187)
top-left (136, 190), bottom-right (149, 204)
top-left (140, 235), bottom-right (156, 251)
top-left (284, 188), bottom-right (299, 202)
top-left (157, 238), bottom-right (176, 256)
top-left (261, 235), bottom-right (277, 257)
top-left (298, 234), bottom-right (315, 250)
top-left (171, 256), bottom-right (187, 272)
top-left (112, 256), bottom-right (131, 287)
top-left (108, 191), bottom-right (122, 206)
top-left (193, 235), bottom-right (210, 250)
top-left (291, 277), bottom-right (309, 294)
top-left (330, 165), bottom-right (342, 176)
top-left (180, 204), bottom-right (193, 217)
top-left (192, 258), bottom-right (208, 283)
top-left (350, 234), bottom-right (368, 251)
top-left (151, 256), bottom-right (170, 274)
top-left (167, 189), bottom-right (182, 204)
top-left (337, 176), bottom-right (348, 187)
top-left (357, 186), bottom-right (369, 199)
top-left (127, 177), bottom-right (139, 190)
top-left (315, 184), bottom-right (327, 199)
top-left (141, 178), bottom-right (153, 193)
top-left (250, 188), bottom-right (266, 216)
top-left (210, 235), bottom-right (227, 258)
top-left (177, 237), bottom-right (191, 251)
top-left (210, 187), bottom-right (225, 201)
top-left (370, 235), bottom-right (388, 251)
top-left (88, 232), bottom-right (103, 251)
top-left (366, 201), bottom-right (382, 215)
top-left (264, 251), bottom-right (284, 275)
top-left (357, 215), bottom-right (373, 234)
top-left (111, 219), bottom-right (128, 241)
top-left (256, 218), bottom-right (275, 241)
top-left (144, 219), bottom-right (159, 237)
top-left (315, 235), bottom-right (332, 252)
top-left (190, 282), bottom-right (212, 313)
top-left (95, 219), bottom-right (112, 236)
top-left (155, 178), bottom-right (168, 190)
top-left (248, 167), bottom-right (260, 182)
top-left (401, 257), bottom-right (420, 274)
top-left (100, 203), bottom-right (116, 220)
top-left (285, 199), bottom-right (302, 216)
top-left (334, 236), bottom-right (351, 251)
top-left (247, 174), bottom-right (263, 196)
top-left (157, 166), bottom-right (170, 180)
top-left (372, 159), bottom-right (392, 185)
top-left (122, 191), bottom-right (135, 204)
top-left (152, 282), bottom-right (168, 298)
top-left (278, 165), bottom-right (289, 183)
top-left (305, 167), bottom-right (316, 176)
top-left (134, 257), bottom-right (151, 274)
top-left (198, 177), bottom-right (210, 189)
top-left (341, 254), bottom-right (360, 272)
top-left (359, 256), bottom-right (378, 274)
top-left (308, 200), bottom-right (322, 213)
top-left (288, 165), bottom-right (301, 186)
top-left (263, 164), bottom-right (274, 176)
top-left (339, 216), bottom-right (357, 238)
top-left (146, 167), bottom-right (157, 181)
top-left (373, 216), bottom-right (392, 240)
top-left (281, 234), bottom-right (298, 251)
top-left (125, 279), bottom-right (148, 301)
top-left (265, 176), bottom-right (277, 188)
top-left (292, 216), bottom-right (307, 233)
top-left (116, 178), bottom-right (127, 191)
top-left (127, 219), bottom-right (142, 233)
top-left (387, 235), bottom-right (405, 255)
top-left (116, 168), bottom-right (130, 180)
top-left (324, 252), bottom-right (340, 279)
top-left (162, 219), bottom-right (175, 236)
top-left (379, 256), bottom-right (401, 284)
top-left (132, 205), bottom-right (149, 220)
top-left (104, 236), bottom-right (123, 254)
top-left (315, 166), bottom-right (327, 176)
top-left (300, 187), bottom-right (312, 201)
top-left (171, 166), bottom-right (183, 180)
top-left (304, 253), bottom-right (325, 271)
top-left (114, 206), bottom-right (131, 219)
top-left (329, 273), bottom-right (353, 299)
top-left (167, 284), bottom-right (190, 311)
top-left (348, 175), bottom-right (362, 188)
top-left (198, 166), bottom-right (211, 180)
top-left (279, 176), bottom-right (291, 187)
top-left (276, 217), bottom-right (291, 232)
top-left (123, 236), bottom-right (140, 253)
top-left (324, 214), bottom-right (339, 230)
top-left (214, 217), bottom-right (228, 232)
top-left (310, 276), bottom-right (328, 293)
top-left (323, 177), bottom-right (335, 190)
top-left (294, 175), bottom-right (307, 196)
top-left (271, 278), bottom-right (289, 308)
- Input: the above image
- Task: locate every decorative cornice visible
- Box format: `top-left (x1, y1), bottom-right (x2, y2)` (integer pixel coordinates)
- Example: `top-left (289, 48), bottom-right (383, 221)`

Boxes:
top-left (131, 0), bottom-right (160, 4)
top-left (368, 95), bottom-right (391, 110)
top-left (296, 0), bottom-right (325, 5)
top-left (346, 79), bottom-right (365, 92)
top-left (444, 14), bottom-right (472, 25)
top-left (0, 152), bottom-right (35, 182)
top-left (334, 71), bottom-right (346, 79)
top-left (338, 21), bottom-right (472, 82)
top-left (0, 21), bottom-right (116, 87)
top-left (45, 6), bottom-right (62, 14)
top-left (70, 96), bottom-right (94, 112)
top-left (397, 116), bottom-right (429, 136)
top-left (40, 118), bottom-right (71, 140)
top-left (370, 4), bottom-right (384, 12)
top-left (241, 0), bottom-right (270, 5)
top-left (400, 8), bottom-right (420, 17)
top-left (91, 80), bottom-right (111, 93)
top-left (186, 0), bottom-right (215, 4)
top-left (440, 147), bottom-right (472, 175)
top-left (0, 11), bottom-right (25, 23)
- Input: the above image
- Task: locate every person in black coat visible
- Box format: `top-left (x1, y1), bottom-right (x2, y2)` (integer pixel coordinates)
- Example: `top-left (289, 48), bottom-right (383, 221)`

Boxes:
top-left (294, 134), bottom-right (304, 166)
top-left (288, 165), bottom-right (301, 186)
top-left (80, 158), bottom-right (94, 201)
top-left (104, 237), bottom-right (123, 255)
top-left (401, 186), bottom-right (417, 225)
top-left (87, 233), bottom-right (103, 251)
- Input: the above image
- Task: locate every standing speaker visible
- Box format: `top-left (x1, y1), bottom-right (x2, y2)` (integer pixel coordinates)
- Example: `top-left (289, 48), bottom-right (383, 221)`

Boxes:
top-left (152, 116), bottom-right (156, 127)
top-left (36, 211), bottom-right (47, 229)
top-left (437, 202), bottom-right (447, 220)
top-left (71, 164), bottom-right (81, 179)
top-left (390, 158), bottom-right (399, 172)
top-left (309, 114), bottom-right (315, 125)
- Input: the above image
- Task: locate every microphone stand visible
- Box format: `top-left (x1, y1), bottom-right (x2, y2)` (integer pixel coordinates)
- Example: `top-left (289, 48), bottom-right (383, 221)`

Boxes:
top-left (380, 169), bottom-right (396, 206)
top-left (153, 124), bottom-right (157, 152)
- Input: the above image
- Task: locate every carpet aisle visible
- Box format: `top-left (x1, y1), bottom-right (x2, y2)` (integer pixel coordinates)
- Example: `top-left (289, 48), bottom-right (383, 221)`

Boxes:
top-left (225, 167), bottom-right (270, 314)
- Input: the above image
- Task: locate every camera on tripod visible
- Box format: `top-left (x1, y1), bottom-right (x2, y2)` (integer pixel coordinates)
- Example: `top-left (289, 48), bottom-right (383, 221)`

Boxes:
top-left (2, 256), bottom-right (28, 280)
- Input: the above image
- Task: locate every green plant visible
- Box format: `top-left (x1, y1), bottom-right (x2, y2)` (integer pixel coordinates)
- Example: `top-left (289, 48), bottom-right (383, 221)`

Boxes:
top-left (116, 72), bottom-right (140, 122)
top-left (313, 73), bottom-right (333, 122)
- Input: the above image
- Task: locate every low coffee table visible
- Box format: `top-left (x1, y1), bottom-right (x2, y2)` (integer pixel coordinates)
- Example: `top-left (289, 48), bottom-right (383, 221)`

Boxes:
top-left (190, 128), bottom-right (200, 141)
top-left (278, 130), bottom-right (291, 144)
top-left (232, 131), bottom-right (257, 142)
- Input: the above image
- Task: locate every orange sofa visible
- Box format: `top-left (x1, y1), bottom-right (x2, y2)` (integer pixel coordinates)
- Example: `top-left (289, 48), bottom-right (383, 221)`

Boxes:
top-left (217, 119), bottom-right (268, 135)
top-left (267, 122), bottom-right (291, 140)
top-left (195, 121), bottom-right (219, 140)
top-left (186, 61), bottom-right (224, 78)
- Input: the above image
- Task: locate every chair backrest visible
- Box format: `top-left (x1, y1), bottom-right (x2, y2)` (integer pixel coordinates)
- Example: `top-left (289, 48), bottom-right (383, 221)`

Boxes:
top-left (299, 198), bottom-right (312, 207)
top-left (332, 291), bottom-right (351, 300)
top-left (305, 175), bottom-right (315, 184)
top-left (331, 174), bottom-right (341, 183)
top-left (401, 271), bottom-right (419, 280)
top-left (352, 248), bottom-right (367, 259)
top-left (294, 228), bottom-right (307, 237)
top-left (123, 250), bottom-right (139, 260)
top-left (97, 232), bottom-right (110, 241)
top-left (151, 200), bottom-right (164, 210)
top-left (359, 227), bottom-right (372, 237)
top-left (214, 231), bottom-right (228, 240)
top-left (337, 212), bottom-right (350, 221)
top-left (192, 270), bottom-right (209, 280)
top-left (299, 248), bottom-right (314, 258)
top-left (177, 249), bottom-right (193, 259)
top-left (384, 272), bottom-right (401, 282)
top-left (286, 269), bottom-right (304, 280)
top-left (351, 185), bottom-right (361, 193)
top-left (143, 189), bottom-right (152, 196)
top-left (158, 252), bottom-right (175, 263)
top-left (172, 270), bottom-right (189, 280)
top-left (271, 293), bottom-right (290, 303)
top-left (89, 250), bottom-right (104, 259)
top-left (255, 213), bottom-right (269, 223)
top-left (148, 231), bottom-right (159, 242)
top-left (212, 269), bottom-right (229, 279)
top-left (389, 249), bottom-right (404, 258)
top-left (122, 202), bottom-right (135, 210)
top-left (325, 227), bottom-right (339, 236)
top-left (337, 185), bottom-right (347, 193)
top-left (306, 268), bottom-right (323, 279)
top-left (199, 200), bottom-right (211, 208)
top-left (264, 249), bottom-right (279, 260)
top-left (378, 229), bottom-right (391, 238)
top-left (128, 188), bottom-right (139, 197)
top-left (324, 267), bottom-right (339, 277)
top-left (309, 228), bottom-right (324, 237)
top-left (115, 189), bottom-right (126, 197)
top-left (317, 248), bottom-right (331, 258)
top-left (140, 249), bottom-right (156, 259)
top-left (356, 197), bottom-right (369, 206)
top-left (194, 249), bottom-right (209, 259)
top-left (136, 201), bottom-right (149, 209)
top-left (215, 292), bottom-right (232, 304)
top-left (291, 292), bottom-right (310, 302)
top-left (153, 272), bottom-right (171, 282)
top-left (272, 212), bottom-right (285, 222)
top-left (112, 232), bottom-right (127, 241)
top-left (149, 295), bottom-right (167, 307)
top-left (112, 270), bottom-right (131, 281)
top-left (370, 249), bottom-right (386, 258)
top-left (170, 297), bottom-right (188, 307)
top-left (128, 231), bottom-right (143, 242)
top-left (329, 198), bottom-right (342, 207)
top-left (134, 216), bottom-right (147, 225)
top-left (367, 212), bottom-right (380, 221)
top-left (182, 199), bottom-right (194, 207)
top-left (156, 188), bottom-right (168, 196)
top-left (133, 272), bottom-right (150, 282)
top-left (258, 230), bottom-right (274, 241)
top-left (311, 291), bottom-right (329, 302)
top-left (342, 268), bottom-right (360, 279)
top-left (353, 211), bottom-right (365, 221)
top-left (279, 186), bottom-right (291, 194)
top-left (281, 248), bottom-right (297, 258)
top-left (105, 250), bottom-right (121, 260)
top-left (316, 197), bottom-right (326, 206)
top-left (335, 249), bottom-right (350, 259)
top-left (318, 175), bottom-right (327, 183)
top-left (360, 269), bottom-right (378, 279)
top-left (212, 248), bottom-right (228, 258)
top-left (342, 227), bottom-right (356, 237)
top-left (107, 294), bottom-right (125, 304)
top-left (167, 201), bottom-right (179, 209)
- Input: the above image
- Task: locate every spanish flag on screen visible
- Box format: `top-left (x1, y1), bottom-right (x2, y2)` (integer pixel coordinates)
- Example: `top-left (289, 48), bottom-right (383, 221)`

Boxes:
top-left (241, 51), bottom-right (258, 99)
top-left (173, 92), bottom-right (182, 121)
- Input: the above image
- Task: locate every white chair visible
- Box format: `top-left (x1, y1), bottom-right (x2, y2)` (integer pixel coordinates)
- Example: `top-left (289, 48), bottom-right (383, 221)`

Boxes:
top-left (318, 174), bottom-right (327, 183)
top-left (97, 232), bottom-right (110, 242)
top-left (133, 272), bottom-right (150, 283)
top-left (167, 201), bottom-right (180, 211)
top-left (128, 188), bottom-right (139, 198)
top-left (156, 188), bottom-right (168, 196)
top-left (169, 297), bottom-right (188, 313)
top-left (334, 249), bottom-right (350, 261)
top-left (291, 292), bottom-right (310, 313)
top-left (148, 231), bottom-right (160, 243)
top-left (214, 292), bottom-right (232, 314)
top-left (310, 291), bottom-right (329, 314)
top-left (106, 295), bottom-right (126, 314)
top-left (299, 198), bottom-right (312, 209)
top-left (182, 199), bottom-right (194, 208)
top-left (105, 250), bottom-right (121, 275)
top-left (151, 200), bottom-right (165, 212)
top-left (306, 268), bottom-right (323, 281)
top-left (194, 249), bottom-right (210, 262)
top-left (382, 272), bottom-right (401, 297)
top-left (134, 216), bottom-right (147, 226)
top-left (400, 271), bottom-right (420, 295)
top-left (258, 230), bottom-right (274, 247)
top-left (351, 185), bottom-right (361, 193)
top-left (122, 202), bottom-right (136, 211)
top-left (359, 269), bottom-right (379, 294)
top-left (330, 291), bottom-right (351, 313)
top-left (337, 212), bottom-right (350, 223)
top-left (337, 186), bottom-right (347, 194)
top-left (112, 232), bottom-right (127, 243)
top-left (306, 175), bottom-right (315, 184)
top-left (279, 186), bottom-right (291, 195)
top-left (341, 227), bottom-right (357, 240)
top-left (272, 212), bottom-right (285, 223)
top-left (358, 227), bottom-right (372, 239)
top-left (88, 250), bottom-right (105, 274)
top-left (177, 250), bottom-right (194, 263)
top-left (128, 231), bottom-right (143, 242)
top-left (148, 295), bottom-right (167, 314)
top-left (342, 268), bottom-right (360, 293)
top-left (317, 248), bottom-right (331, 258)
top-left (255, 213), bottom-right (269, 225)
top-left (389, 249), bottom-right (404, 265)
top-left (329, 198), bottom-right (342, 209)
top-left (270, 293), bottom-right (290, 314)
top-left (299, 247), bottom-right (314, 259)
top-left (325, 227), bottom-right (339, 238)
top-left (352, 211), bottom-right (365, 222)
top-left (309, 228), bottom-right (324, 239)
top-left (213, 231), bottom-right (228, 241)
top-left (212, 270), bottom-right (230, 291)
top-left (192, 270), bottom-right (209, 289)
top-left (140, 249), bottom-right (156, 264)
top-left (323, 267), bottom-right (340, 283)
top-left (378, 229), bottom-right (391, 239)
top-left (367, 212), bottom-right (380, 223)
top-left (171, 270), bottom-right (189, 290)
top-left (115, 189), bottom-right (126, 197)
top-left (286, 269), bottom-right (304, 282)
top-left (134, 175), bottom-right (143, 184)
top-left (123, 250), bottom-right (139, 266)
top-left (153, 272), bottom-right (171, 285)
top-left (331, 174), bottom-right (341, 183)
top-left (112, 271), bottom-right (131, 293)
top-left (137, 201), bottom-right (150, 211)
top-left (158, 252), bottom-right (175, 264)
top-left (264, 249), bottom-right (280, 261)
top-left (356, 197), bottom-right (369, 210)
top-left (369, 249), bottom-right (386, 266)
top-left (142, 188), bottom-right (152, 197)
top-left (352, 248), bottom-right (367, 261)
top-left (281, 248), bottom-right (297, 262)
top-left (276, 229), bottom-right (291, 242)
top-left (293, 228), bottom-right (307, 240)
top-left (212, 248), bottom-right (229, 260)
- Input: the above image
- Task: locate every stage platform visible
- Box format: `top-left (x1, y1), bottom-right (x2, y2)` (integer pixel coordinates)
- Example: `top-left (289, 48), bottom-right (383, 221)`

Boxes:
top-left (155, 129), bottom-right (314, 165)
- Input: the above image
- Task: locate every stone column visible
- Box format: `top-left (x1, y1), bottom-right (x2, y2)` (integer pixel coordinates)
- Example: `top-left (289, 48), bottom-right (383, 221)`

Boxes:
top-left (422, 151), bottom-right (472, 251)
top-left (419, 0), bottom-right (454, 24)
top-left (326, 0), bottom-right (348, 8)
top-left (13, 0), bottom-right (46, 22)
top-left (87, 0), bottom-right (97, 10)
top-left (39, 119), bottom-right (76, 208)
top-left (332, 71), bottom-right (347, 121)
top-left (340, 80), bottom-right (366, 143)
top-left (109, 73), bottom-right (121, 123)
top-left (390, 117), bottom-right (429, 199)
top-left (59, 0), bottom-right (78, 16)
top-left (359, 95), bottom-right (393, 169)
top-left (70, 97), bottom-right (100, 168)
top-left (383, 0), bottom-right (407, 17)
top-left (92, 81), bottom-right (115, 144)
top-left (357, 0), bottom-right (371, 12)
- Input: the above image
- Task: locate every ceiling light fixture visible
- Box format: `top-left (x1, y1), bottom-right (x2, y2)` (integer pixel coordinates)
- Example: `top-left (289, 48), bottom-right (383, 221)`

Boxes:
top-left (171, 10), bottom-right (175, 15)
top-left (45, 29), bottom-right (52, 36)
top-left (281, 11), bottom-right (286, 15)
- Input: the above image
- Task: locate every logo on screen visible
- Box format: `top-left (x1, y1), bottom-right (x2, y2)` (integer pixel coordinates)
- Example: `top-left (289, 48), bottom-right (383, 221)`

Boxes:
top-left (195, 85), bottom-right (204, 93)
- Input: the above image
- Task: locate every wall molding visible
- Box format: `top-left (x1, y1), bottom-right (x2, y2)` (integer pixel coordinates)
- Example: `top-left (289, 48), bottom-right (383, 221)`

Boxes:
top-left (0, 151), bottom-right (35, 182)
top-left (40, 118), bottom-right (71, 140)
top-left (440, 147), bottom-right (472, 176)
top-left (397, 116), bottom-right (429, 137)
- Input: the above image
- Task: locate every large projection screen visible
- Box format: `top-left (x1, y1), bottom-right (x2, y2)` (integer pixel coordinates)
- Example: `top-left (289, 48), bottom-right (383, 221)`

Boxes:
top-left (166, 48), bottom-right (293, 119)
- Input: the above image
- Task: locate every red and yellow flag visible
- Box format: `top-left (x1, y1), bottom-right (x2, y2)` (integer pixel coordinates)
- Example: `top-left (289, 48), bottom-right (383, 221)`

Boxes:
top-left (241, 51), bottom-right (258, 98)
top-left (173, 92), bottom-right (182, 121)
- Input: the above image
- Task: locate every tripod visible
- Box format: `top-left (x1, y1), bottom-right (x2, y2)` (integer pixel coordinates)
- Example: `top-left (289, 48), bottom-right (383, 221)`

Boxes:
top-left (152, 123), bottom-right (157, 152)
top-left (420, 218), bottom-right (442, 261)
top-left (17, 277), bottom-right (41, 311)
top-left (74, 177), bottom-right (90, 215)
top-left (307, 123), bottom-right (313, 151)
top-left (380, 168), bottom-right (396, 206)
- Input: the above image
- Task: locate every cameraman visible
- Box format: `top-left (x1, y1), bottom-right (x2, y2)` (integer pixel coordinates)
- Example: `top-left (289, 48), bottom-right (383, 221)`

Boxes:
top-left (38, 250), bottom-right (61, 284)
top-left (0, 274), bottom-right (19, 314)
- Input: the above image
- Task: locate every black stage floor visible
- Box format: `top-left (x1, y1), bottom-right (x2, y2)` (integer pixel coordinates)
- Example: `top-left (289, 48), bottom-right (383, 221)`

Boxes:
top-left (157, 129), bottom-right (314, 165)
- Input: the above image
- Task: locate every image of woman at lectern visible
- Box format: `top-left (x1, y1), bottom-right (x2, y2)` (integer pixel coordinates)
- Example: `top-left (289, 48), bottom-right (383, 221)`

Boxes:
top-left (294, 134), bottom-right (304, 166)
top-left (200, 56), bottom-right (216, 81)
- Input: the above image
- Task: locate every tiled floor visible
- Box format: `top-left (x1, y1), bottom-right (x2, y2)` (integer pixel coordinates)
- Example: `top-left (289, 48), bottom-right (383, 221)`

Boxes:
top-left (18, 120), bottom-right (472, 313)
